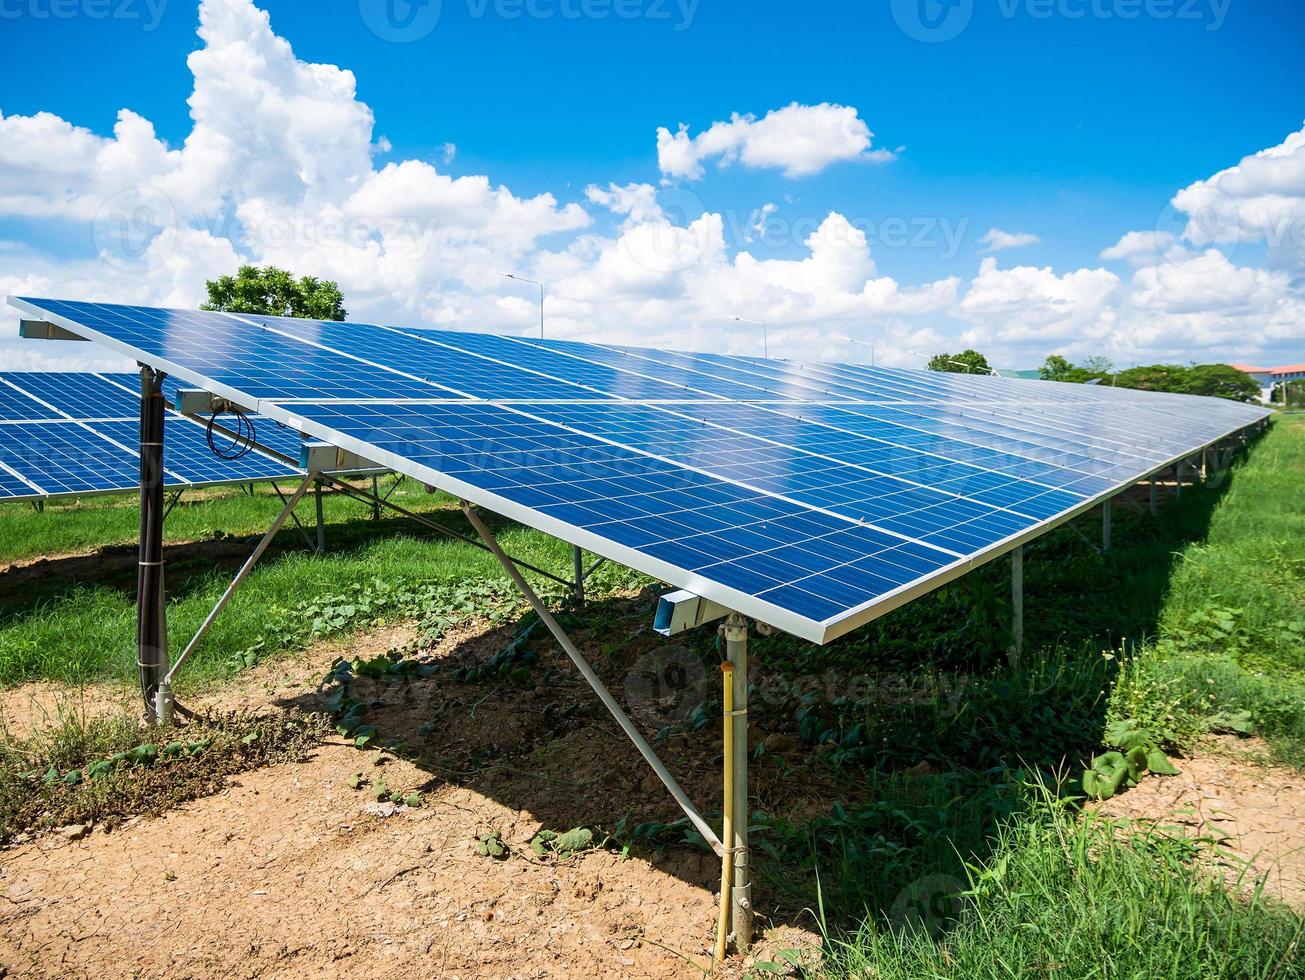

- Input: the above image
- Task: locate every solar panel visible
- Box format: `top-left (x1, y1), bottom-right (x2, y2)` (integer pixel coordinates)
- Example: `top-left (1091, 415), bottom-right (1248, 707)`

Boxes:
top-left (0, 421), bottom-right (151, 496)
top-left (0, 369), bottom-right (302, 501)
top-left (11, 296), bottom-right (1270, 641)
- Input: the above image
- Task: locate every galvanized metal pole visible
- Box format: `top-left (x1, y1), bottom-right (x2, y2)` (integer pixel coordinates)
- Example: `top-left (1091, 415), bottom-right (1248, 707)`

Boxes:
top-left (1101, 499), bottom-right (1111, 553)
top-left (460, 502), bottom-right (725, 856)
top-left (723, 613), bottom-right (753, 951)
top-left (315, 479), bottom-right (325, 553)
top-left (137, 365), bottom-right (169, 722)
top-left (156, 472), bottom-right (317, 718)
top-left (1010, 545), bottom-right (1023, 667)
top-left (371, 473), bottom-right (381, 521)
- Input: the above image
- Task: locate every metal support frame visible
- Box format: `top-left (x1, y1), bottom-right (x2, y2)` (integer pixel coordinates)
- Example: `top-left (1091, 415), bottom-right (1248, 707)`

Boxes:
top-left (154, 472), bottom-right (318, 724)
top-left (314, 479), bottom-right (326, 554)
top-left (269, 481), bottom-right (318, 550)
top-left (460, 501), bottom-right (725, 857)
top-left (1176, 459), bottom-right (1185, 498)
top-left (137, 365), bottom-right (169, 721)
top-left (723, 613), bottom-right (753, 952)
top-left (1009, 545), bottom-right (1024, 667)
top-left (1148, 479), bottom-right (1157, 517)
top-left (1101, 498), bottom-right (1112, 553)
top-left (320, 475), bottom-right (575, 591)
top-left (572, 546), bottom-right (586, 606)
top-left (162, 488), bottom-right (184, 523)
top-left (371, 474), bottom-right (381, 521)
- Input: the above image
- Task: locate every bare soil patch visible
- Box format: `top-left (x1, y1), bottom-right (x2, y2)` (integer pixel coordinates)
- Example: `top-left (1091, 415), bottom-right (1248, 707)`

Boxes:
top-left (1094, 738), bottom-right (1305, 909)
top-left (0, 601), bottom-right (827, 977)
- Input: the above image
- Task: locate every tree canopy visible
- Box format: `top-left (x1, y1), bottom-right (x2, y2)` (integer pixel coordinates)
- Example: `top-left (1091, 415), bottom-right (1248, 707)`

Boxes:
top-left (927, 349), bottom-right (993, 374)
top-left (1038, 354), bottom-right (1110, 385)
top-left (202, 265), bottom-right (347, 321)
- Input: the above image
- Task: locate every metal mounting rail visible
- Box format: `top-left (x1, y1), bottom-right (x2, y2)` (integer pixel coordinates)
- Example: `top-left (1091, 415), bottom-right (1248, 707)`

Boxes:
top-left (461, 500), bottom-right (725, 858)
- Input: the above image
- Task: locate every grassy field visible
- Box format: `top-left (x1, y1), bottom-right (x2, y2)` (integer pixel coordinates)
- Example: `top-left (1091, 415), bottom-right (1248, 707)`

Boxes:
top-left (0, 476), bottom-right (605, 687)
top-left (1, 418), bottom-right (1303, 977)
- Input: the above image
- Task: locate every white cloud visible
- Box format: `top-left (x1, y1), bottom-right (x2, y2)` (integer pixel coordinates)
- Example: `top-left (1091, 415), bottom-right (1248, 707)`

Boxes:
top-left (656, 102), bottom-right (896, 181)
top-left (1170, 122), bottom-right (1305, 271)
top-left (1, 0), bottom-right (1302, 377)
top-left (979, 228), bottom-right (1040, 252)
top-left (1099, 230), bottom-right (1176, 264)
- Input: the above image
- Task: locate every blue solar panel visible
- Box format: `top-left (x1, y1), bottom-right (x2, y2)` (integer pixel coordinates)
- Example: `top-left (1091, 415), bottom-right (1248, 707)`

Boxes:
top-left (94, 420), bottom-right (305, 486)
top-left (0, 421), bottom-right (151, 496)
top-left (13, 296), bottom-right (1270, 640)
top-left (0, 368), bottom-right (302, 500)
top-left (3, 372), bottom-right (138, 419)
top-left (0, 375), bottom-right (64, 421)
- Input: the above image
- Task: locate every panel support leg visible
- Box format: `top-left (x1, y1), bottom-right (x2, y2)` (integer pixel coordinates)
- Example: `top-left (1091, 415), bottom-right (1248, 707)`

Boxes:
top-left (137, 365), bottom-right (169, 722)
top-left (1175, 460), bottom-right (1184, 498)
top-left (460, 502), bottom-right (725, 857)
top-left (315, 479), bottom-right (325, 554)
top-left (723, 613), bottom-right (753, 952)
top-left (154, 471), bottom-right (318, 723)
top-left (1009, 545), bottom-right (1024, 668)
top-left (1148, 479), bottom-right (1157, 517)
top-left (1101, 499), bottom-right (1111, 553)
top-left (573, 545), bottom-right (586, 607)
top-left (371, 474), bottom-right (381, 521)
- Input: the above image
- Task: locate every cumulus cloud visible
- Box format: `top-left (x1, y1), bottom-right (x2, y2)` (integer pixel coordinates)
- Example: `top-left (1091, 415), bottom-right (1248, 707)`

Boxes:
top-left (656, 103), bottom-right (897, 181)
top-left (1169, 122), bottom-right (1305, 273)
top-left (978, 228), bottom-right (1040, 253)
top-left (1099, 230), bottom-right (1176, 264)
top-left (1, 0), bottom-right (1302, 375)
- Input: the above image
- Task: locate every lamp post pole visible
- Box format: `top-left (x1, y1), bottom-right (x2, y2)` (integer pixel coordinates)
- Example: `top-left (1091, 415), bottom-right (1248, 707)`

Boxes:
top-left (501, 273), bottom-right (544, 339)
top-left (729, 315), bottom-right (767, 359)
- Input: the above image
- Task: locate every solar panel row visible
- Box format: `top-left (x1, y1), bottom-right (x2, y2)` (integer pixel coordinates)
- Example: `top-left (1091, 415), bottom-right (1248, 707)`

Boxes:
top-left (0, 371), bottom-right (301, 501)
top-left (10, 297), bottom-right (1269, 641)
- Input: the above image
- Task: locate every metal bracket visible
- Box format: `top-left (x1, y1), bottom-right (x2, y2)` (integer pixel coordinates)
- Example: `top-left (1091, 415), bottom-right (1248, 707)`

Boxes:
top-left (18, 319), bottom-right (88, 342)
top-left (653, 590), bottom-right (733, 636)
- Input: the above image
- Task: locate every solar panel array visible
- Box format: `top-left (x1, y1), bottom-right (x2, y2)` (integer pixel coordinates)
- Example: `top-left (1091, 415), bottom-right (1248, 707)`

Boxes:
top-left (0, 371), bottom-right (301, 501)
top-left (9, 297), bottom-right (1270, 642)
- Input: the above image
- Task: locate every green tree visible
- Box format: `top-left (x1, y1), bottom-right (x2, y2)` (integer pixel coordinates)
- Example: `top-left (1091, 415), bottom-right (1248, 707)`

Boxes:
top-left (202, 265), bottom-right (347, 321)
top-left (1039, 354), bottom-right (1075, 382)
top-left (1182, 364), bottom-right (1262, 402)
top-left (928, 349), bottom-right (993, 374)
top-left (1114, 364), bottom-right (1191, 393)
top-left (1039, 354), bottom-right (1112, 384)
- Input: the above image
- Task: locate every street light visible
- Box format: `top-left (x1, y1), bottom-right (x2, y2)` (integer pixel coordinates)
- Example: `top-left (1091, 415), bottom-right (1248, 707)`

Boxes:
top-left (500, 272), bottom-right (544, 339)
top-left (729, 315), bottom-right (768, 359)
top-left (906, 348), bottom-right (997, 376)
top-left (841, 335), bottom-right (876, 366)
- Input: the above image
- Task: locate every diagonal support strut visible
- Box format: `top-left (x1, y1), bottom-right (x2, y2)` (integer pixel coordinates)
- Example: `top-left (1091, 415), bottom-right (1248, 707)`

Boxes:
top-left (460, 500), bottom-right (725, 857)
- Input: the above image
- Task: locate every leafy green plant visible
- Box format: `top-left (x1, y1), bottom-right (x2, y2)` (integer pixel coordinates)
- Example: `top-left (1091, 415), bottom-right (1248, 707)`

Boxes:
top-left (475, 831), bottom-right (508, 859)
top-left (1081, 719), bottom-right (1178, 800)
top-left (530, 826), bottom-right (595, 860)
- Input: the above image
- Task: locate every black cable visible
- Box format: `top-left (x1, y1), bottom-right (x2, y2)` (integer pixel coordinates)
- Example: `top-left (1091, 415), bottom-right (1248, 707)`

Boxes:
top-left (206, 405), bottom-right (258, 460)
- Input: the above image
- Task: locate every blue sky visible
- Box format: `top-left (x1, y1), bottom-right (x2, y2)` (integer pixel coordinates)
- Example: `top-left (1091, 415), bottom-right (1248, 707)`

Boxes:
top-left (1, 0), bottom-right (1303, 370)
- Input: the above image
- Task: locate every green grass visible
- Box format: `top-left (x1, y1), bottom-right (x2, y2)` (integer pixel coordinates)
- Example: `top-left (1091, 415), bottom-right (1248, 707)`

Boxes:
top-left (2, 419), bottom-right (1303, 979)
top-left (0, 477), bottom-right (607, 689)
top-left (1110, 415), bottom-right (1305, 766)
top-left (814, 791), bottom-right (1303, 980)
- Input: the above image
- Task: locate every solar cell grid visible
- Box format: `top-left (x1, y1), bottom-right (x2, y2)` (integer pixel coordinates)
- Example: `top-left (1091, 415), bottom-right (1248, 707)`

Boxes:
top-left (0, 375), bottom-right (63, 421)
top-left (12, 296), bottom-right (1271, 641)
top-left (5, 371), bottom-right (138, 420)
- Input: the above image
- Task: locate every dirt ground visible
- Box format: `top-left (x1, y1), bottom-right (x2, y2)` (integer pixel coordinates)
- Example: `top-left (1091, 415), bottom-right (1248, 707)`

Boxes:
top-left (0, 612), bottom-right (826, 979)
top-left (1094, 737), bottom-right (1305, 909)
top-left (2, 600), bottom-right (1303, 977)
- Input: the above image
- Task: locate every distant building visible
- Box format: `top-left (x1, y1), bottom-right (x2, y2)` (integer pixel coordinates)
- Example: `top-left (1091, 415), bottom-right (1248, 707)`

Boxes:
top-left (1231, 362), bottom-right (1305, 402)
